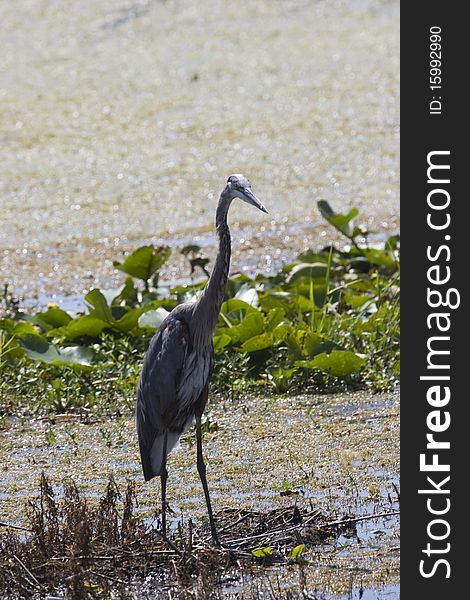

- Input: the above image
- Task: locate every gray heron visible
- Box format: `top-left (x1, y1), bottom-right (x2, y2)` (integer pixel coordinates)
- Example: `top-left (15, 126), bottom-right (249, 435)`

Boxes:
top-left (136, 174), bottom-right (268, 545)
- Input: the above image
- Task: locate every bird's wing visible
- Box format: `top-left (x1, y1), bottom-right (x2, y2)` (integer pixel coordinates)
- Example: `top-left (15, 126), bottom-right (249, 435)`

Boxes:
top-left (136, 315), bottom-right (191, 456)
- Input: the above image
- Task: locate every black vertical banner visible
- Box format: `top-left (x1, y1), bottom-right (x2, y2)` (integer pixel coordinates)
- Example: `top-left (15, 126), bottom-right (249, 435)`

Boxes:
top-left (401, 4), bottom-right (466, 598)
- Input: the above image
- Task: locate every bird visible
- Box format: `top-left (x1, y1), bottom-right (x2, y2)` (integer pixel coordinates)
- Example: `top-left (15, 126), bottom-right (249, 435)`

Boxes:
top-left (136, 174), bottom-right (268, 545)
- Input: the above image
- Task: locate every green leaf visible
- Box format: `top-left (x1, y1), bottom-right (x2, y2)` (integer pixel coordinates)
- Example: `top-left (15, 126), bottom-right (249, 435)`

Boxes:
top-left (318, 200), bottom-right (359, 239)
top-left (0, 335), bottom-right (25, 363)
top-left (12, 322), bottom-right (39, 337)
top-left (317, 199), bottom-right (335, 219)
top-left (35, 307), bottom-right (72, 329)
top-left (252, 547), bottom-right (273, 559)
top-left (312, 284), bottom-right (329, 309)
top-left (111, 305), bottom-right (127, 320)
top-left (0, 318), bottom-right (15, 333)
top-left (114, 307), bottom-right (148, 333)
top-left (20, 334), bottom-right (50, 355)
top-left (20, 334), bottom-right (95, 368)
top-left (287, 263), bottom-right (328, 282)
top-left (300, 350), bottom-right (366, 378)
top-left (259, 292), bottom-right (293, 312)
top-left (241, 333), bottom-right (273, 352)
top-left (138, 307), bottom-right (170, 329)
top-left (362, 249), bottom-right (396, 269)
top-left (113, 245), bottom-right (171, 284)
top-left (56, 346), bottom-right (95, 367)
top-left (279, 329), bottom-right (336, 360)
top-left (260, 292), bottom-right (313, 314)
top-left (342, 292), bottom-right (371, 309)
top-left (224, 274), bottom-right (253, 298)
top-left (53, 315), bottom-right (109, 340)
top-left (272, 323), bottom-right (294, 343)
top-left (266, 308), bottom-right (286, 331)
top-left (303, 332), bottom-right (339, 358)
top-left (285, 330), bottom-right (306, 361)
top-left (85, 289), bottom-right (114, 323)
top-left (213, 333), bottom-right (232, 352)
top-left (226, 311), bottom-right (264, 343)
top-left (112, 276), bottom-right (139, 306)
top-left (268, 366), bottom-right (297, 392)
top-left (296, 250), bottom-right (330, 264)
top-left (285, 283), bottom-right (328, 308)
top-left (290, 544), bottom-right (305, 559)
top-left (220, 298), bottom-right (258, 321)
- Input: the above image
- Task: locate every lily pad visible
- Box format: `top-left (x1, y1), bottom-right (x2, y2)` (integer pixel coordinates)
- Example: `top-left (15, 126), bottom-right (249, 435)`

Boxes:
top-left (20, 334), bottom-right (95, 368)
top-left (318, 200), bottom-right (360, 239)
top-left (112, 276), bottom-right (139, 306)
top-left (304, 332), bottom-right (339, 358)
top-left (220, 298), bottom-right (258, 321)
top-left (213, 333), bottom-right (232, 352)
top-left (35, 307), bottom-right (72, 329)
top-left (85, 289), bottom-right (114, 323)
top-left (114, 245), bottom-right (171, 287)
top-left (259, 292), bottom-right (312, 313)
top-left (114, 307), bottom-right (149, 333)
top-left (138, 307), bottom-right (170, 330)
top-left (362, 249), bottom-right (396, 269)
top-left (225, 311), bottom-right (264, 343)
top-left (299, 350), bottom-right (366, 378)
top-left (272, 323), bottom-right (294, 343)
top-left (53, 315), bottom-right (109, 340)
top-left (287, 262), bottom-right (328, 282)
top-left (266, 308), bottom-right (286, 331)
top-left (241, 333), bottom-right (273, 352)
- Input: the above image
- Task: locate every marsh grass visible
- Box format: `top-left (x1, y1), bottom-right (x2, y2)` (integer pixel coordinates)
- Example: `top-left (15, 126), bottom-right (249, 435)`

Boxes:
top-left (0, 473), bottom-right (397, 599)
top-left (1, 474), bottom-right (165, 597)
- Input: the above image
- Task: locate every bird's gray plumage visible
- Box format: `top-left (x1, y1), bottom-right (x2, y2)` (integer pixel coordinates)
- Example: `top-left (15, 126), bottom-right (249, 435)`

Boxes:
top-left (136, 303), bottom-right (212, 480)
top-left (135, 174), bottom-right (267, 544)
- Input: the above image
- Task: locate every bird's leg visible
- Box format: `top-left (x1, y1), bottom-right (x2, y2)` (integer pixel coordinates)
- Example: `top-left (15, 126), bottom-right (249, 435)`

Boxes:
top-left (195, 415), bottom-right (220, 546)
top-left (160, 431), bottom-right (168, 538)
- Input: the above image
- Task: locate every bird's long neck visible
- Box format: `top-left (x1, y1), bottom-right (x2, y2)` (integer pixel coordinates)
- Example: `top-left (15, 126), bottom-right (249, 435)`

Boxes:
top-left (193, 191), bottom-right (232, 347)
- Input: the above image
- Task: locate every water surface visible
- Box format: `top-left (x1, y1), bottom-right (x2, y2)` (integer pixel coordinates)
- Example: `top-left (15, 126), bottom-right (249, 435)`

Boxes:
top-left (1, 391), bottom-right (399, 597)
top-left (0, 0), bottom-right (399, 298)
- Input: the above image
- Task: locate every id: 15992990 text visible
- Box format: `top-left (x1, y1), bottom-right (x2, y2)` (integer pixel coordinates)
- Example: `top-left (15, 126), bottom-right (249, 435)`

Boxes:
top-left (429, 26), bottom-right (442, 115)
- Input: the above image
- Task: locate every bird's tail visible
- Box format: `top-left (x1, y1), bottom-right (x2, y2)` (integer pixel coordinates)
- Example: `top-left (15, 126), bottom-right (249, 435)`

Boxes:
top-left (142, 431), bottom-right (181, 481)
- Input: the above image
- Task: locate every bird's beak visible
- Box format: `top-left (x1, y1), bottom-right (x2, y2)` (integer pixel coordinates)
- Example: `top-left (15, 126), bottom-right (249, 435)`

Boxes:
top-left (241, 187), bottom-right (269, 214)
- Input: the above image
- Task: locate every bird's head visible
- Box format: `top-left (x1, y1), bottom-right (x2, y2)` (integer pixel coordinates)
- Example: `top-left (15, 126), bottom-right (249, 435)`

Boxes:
top-left (225, 174), bottom-right (268, 214)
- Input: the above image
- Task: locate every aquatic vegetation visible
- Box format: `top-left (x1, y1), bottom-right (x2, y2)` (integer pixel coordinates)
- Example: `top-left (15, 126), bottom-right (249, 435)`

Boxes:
top-left (0, 202), bottom-right (399, 415)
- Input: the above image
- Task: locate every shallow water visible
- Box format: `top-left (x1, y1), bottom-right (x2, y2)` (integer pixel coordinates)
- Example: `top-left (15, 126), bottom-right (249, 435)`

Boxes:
top-left (1, 0), bottom-right (399, 299)
top-left (1, 391), bottom-right (399, 596)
